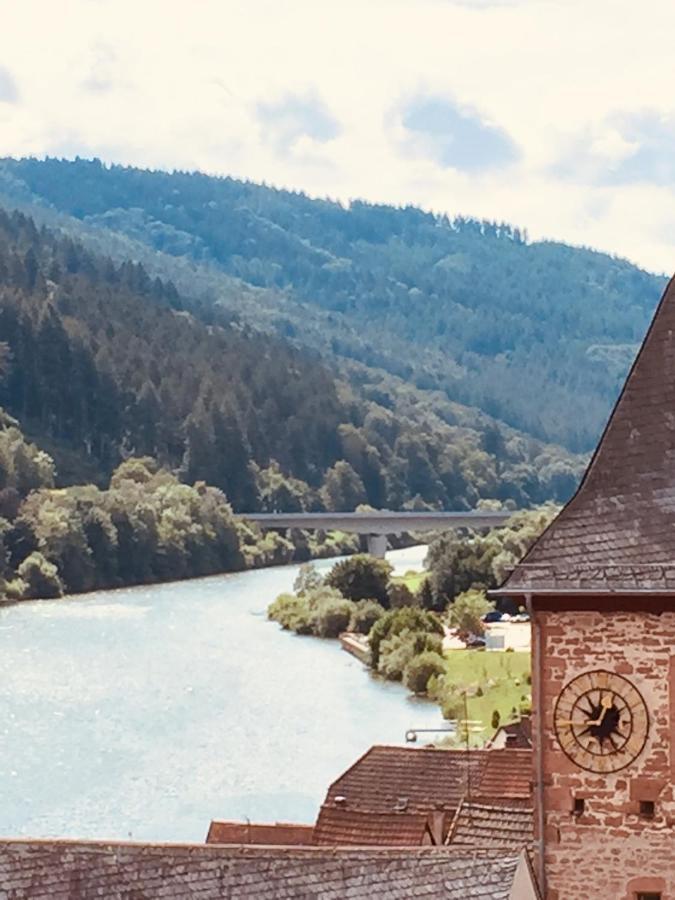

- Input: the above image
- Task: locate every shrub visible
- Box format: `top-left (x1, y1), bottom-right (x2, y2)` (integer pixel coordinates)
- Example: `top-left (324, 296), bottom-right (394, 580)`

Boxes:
top-left (377, 629), bottom-right (443, 681)
top-left (314, 596), bottom-right (355, 638)
top-left (491, 710), bottom-right (501, 730)
top-left (349, 599), bottom-right (386, 635)
top-left (439, 684), bottom-right (464, 721)
top-left (267, 592), bottom-right (313, 634)
top-left (293, 563), bottom-right (323, 596)
top-left (369, 606), bottom-right (443, 669)
top-left (326, 554), bottom-right (393, 604)
top-left (446, 589), bottom-right (494, 636)
top-left (377, 630), bottom-right (417, 681)
top-left (3, 577), bottom-right (26, 600)
top-left (387, 581), bottom-right (417, 609)
top-left (17, 551), bottom-right (63, 599)
top-left (403, 651), bottom-right (446, 694)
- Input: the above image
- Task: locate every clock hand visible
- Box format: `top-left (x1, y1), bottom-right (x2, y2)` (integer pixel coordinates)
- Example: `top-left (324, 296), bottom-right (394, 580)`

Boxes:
top-left (559, 695), bottom-right (614, 729)
top-left (596, 694), bottom-right (613, 726)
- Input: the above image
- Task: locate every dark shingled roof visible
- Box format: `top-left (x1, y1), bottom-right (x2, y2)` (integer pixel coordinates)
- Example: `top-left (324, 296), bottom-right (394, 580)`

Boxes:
top-left (447, 799), bottom-right (533, 852)
top-left (498, 274), bottom-right (675, 596)
top-left (0, 839), bottom-right (525, 899)
top-left (322, 745), bottom-right (488, 814)
top-left (206, 821), bottom-right (314, 845)
top-left (313, 805), bottom-right (431, 846)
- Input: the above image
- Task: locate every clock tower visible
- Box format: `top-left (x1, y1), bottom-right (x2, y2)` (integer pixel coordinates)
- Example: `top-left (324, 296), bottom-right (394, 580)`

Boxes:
top-left (495, 275), bottom-right (675, 899)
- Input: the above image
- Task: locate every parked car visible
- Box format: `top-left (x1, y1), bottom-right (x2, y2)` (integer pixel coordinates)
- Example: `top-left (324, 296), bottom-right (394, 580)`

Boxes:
top-left (482, 610), bottom-right (503, 623)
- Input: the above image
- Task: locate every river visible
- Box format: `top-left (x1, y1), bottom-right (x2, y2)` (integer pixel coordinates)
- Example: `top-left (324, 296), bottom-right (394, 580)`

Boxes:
top-left (0, 546), bottom-right (448, 842)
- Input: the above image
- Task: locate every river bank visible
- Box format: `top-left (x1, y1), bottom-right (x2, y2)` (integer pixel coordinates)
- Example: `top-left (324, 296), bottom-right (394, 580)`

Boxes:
top-left (0, 546), bottom-right (443, 843)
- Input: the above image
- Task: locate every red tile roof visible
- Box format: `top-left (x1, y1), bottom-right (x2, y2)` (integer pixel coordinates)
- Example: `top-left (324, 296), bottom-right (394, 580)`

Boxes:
top-left (498, 275), bottom-right (675, 596)
top-left (322, 745), bottom-right (488, 814)
top-left (0, 839), bottom-right (527, 899)
top-left (206, 820), bottom-right (314, 845)
top-left (313, 805), bottom-right (431, 846)
top-left (447, 798), bottom-right (533, 852)
top-left (475, 748), bottom-right (533, 800)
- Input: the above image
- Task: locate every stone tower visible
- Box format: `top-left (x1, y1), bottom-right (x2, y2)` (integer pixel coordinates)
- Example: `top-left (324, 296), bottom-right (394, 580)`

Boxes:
top-left (496, 276), bottom-right (675, 899)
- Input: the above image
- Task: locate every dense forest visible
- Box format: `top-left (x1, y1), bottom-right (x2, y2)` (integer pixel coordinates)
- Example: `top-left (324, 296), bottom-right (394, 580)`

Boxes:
top-left (0, 207), bottom-right (580, 519)
top-left (0, 156), bottom-right (665, 453)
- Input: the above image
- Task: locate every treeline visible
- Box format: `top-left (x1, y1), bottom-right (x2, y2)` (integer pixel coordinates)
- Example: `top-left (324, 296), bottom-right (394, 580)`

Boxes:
top-left (0, 207), bottom-right (583, 513)
top-left (1, 156), bottom-right (665, 452)
top-left (0, 421), bottom-right (361, 600)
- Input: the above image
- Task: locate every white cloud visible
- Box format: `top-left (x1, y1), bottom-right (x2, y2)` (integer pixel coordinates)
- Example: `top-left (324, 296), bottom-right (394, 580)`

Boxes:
top-left (0, 66), bottom-right (18, 103)
top-left (0, 0), bottom-right (674, 272)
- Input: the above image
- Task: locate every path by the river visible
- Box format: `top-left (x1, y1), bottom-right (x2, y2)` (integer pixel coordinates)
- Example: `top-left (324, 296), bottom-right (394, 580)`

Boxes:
top-left (0, 546), bottom-right (447, 842)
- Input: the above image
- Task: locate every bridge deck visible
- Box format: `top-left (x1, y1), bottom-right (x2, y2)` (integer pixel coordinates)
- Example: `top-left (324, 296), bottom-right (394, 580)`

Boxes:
top-left (243, 511), bottom-right (511, 535)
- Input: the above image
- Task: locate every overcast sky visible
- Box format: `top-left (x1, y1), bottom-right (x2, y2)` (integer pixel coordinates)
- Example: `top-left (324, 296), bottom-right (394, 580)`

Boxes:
top-left (1, 0), bottom-right (674, 273)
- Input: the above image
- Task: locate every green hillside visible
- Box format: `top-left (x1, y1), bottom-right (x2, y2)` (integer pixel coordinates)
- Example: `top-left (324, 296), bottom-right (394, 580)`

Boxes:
top-left (0, 156), bottom-right (665, 453)
top-left (0, 207), bottom-right (578, 516)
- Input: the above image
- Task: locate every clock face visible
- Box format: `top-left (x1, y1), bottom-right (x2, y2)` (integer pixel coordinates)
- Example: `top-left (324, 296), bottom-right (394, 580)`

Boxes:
top-left (553, 669), bottom-right (649, 773)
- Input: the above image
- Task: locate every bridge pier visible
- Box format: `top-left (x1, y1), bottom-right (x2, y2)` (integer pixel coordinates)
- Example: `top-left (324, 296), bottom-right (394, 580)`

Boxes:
top-left (366, 534), bottom-right (388, 559)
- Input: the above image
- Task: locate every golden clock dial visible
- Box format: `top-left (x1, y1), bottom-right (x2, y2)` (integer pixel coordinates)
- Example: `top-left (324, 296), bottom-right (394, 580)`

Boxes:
top-left (553, 669), bottom-right (649, 773)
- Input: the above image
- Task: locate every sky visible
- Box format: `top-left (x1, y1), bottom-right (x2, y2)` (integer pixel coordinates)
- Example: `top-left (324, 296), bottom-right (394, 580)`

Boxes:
top-left (1, 0), bottom-right (674, 273)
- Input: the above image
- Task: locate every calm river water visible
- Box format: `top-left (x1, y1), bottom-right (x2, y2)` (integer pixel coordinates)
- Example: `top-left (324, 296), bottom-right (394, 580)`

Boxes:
top-left (0, 546), bottom-right (447, 842)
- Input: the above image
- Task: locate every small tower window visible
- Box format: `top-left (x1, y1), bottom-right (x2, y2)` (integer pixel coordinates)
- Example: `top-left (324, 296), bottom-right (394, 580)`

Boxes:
top-left (639, 800), bottom-right (655, 819)
top-left (636, 893), bottom-right (661, 900)
top-left (573, 797), bottom-right (585, 815)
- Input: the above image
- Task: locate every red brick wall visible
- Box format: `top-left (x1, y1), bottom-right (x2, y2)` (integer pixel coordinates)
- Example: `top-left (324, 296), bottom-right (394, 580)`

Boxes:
top-left (534, 608), bottom-right (675, 899)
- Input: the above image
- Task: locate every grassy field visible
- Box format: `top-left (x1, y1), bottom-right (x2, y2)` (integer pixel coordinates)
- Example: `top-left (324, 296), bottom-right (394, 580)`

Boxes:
top-left (392, 570), bottom-right (428, 592)
top-left (443, 650), bottom-right (531, 745)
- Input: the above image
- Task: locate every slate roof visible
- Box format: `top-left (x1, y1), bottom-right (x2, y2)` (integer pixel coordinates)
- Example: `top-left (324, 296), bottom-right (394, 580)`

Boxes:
top-left (206, 821), bottom-right (314, 845)
top-left (313, 805), bottom-right (431, 846)
top-left (322, 744), bottom-right (488, 814)
top-left (475, 748), bottom-right (533, 800)
top-left (0, 839), bottom-right (525, 899)
top-left (447, 799), bottom-right (534, 852)
top-left (498, 274), bottom-right (675, 596)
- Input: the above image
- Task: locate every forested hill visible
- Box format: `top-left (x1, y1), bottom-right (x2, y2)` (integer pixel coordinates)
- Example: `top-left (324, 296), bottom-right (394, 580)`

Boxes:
top-left (0, 156), bottom-right (666, 454)
top-left (0, 208), bottom-right (580, 516)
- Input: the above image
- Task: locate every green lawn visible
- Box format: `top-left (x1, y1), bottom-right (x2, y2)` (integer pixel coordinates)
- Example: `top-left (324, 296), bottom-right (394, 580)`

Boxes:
top-left (392, 570), bottom-right (428, 593)
top-left (443, 650), bottom-right (531, 745)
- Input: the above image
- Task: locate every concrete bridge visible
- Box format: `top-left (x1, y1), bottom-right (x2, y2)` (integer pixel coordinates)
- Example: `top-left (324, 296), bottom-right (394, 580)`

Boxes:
top-left (244, 510), bottom-right (511, 558)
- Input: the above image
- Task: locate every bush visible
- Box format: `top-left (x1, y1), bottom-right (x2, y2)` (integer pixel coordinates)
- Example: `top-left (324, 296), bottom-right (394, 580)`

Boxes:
top-left (3, 577), bottom-right (26, 600)
top-left (293, 563), bottom-right (323, 596)
top-left (446, 589), bottom-right (494, 636)
top-left (377, 628), bottom-right (443, 681)
top-left (314, 596), bottom-right (355, 638)
top-left (439, 684), bottom-right (464, 721)
top-left (491, 709), bottom-right (501, 730)
top-left (403, 651), bottom-right (446, 694)
top-left (326, 554), bottom-right (393, 604)
top-left (387, 581), bottom-right (417, 609)
top-left (267, 592), bottom-right (313, 634)
top-left (17, 551), bottom-right (63, 599)
top-left (369, 606), bottom-right (443, 669)
top-left (349, 599), bottom-right (386, 635)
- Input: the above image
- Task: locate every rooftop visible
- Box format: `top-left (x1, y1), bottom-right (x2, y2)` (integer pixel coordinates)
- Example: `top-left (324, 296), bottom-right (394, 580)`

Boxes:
top-left (313, 805), bottom-right (432, 846)
top-left (447, 799), bottom-right (534, 852)
top-left (498, 274), bottom-right (675, 596)
top-left (475, 748), bottom-right (533, 800)
top-left (205, 821), bottom-right (313, 845)
top-left (0, 839), bottom-right (532, 899)
top-left (322, 744), bottom-right (488, 815)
